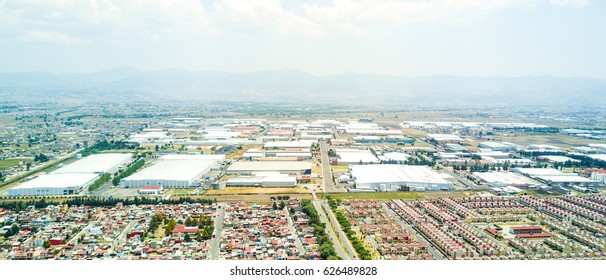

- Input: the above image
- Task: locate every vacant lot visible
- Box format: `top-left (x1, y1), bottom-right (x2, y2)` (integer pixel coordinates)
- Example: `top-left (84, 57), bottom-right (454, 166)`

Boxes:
top-left (204, 187), bottom-right (309, 195)
top-left (0, 159), bottom-right (27, 168)
top-left (401, 128), bottom-right (428, 138)
top-left (318, 192), bottom-right (425, 200)
top-left (174, 193), bottom-right (313, 202)
top-left (499, 133), bottom-right (597, 147)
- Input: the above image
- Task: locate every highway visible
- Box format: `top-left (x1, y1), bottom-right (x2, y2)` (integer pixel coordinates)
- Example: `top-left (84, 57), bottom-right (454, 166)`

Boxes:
top-left (208, 202), bottom-right (226, 260)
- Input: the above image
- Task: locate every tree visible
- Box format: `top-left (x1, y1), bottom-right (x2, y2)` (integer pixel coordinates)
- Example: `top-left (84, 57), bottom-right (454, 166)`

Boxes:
top-left (272, 202), bottom-right (278, 210)
top-left (43, 240), bottom-right (52, 249)
top-left (184, 233), bottom-right (192, 242)
top-left (279, 201), bottom-right (286, 210)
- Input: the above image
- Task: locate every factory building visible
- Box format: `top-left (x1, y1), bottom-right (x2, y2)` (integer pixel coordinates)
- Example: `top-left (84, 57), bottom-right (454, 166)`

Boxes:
top-left (9, 173), bottom-right (99, 197)
top-left (120, 159), bottom-right (217, 188)
top-left (51, 153), bottom-right (132, 175)
top-left (225, 174), bottom-right (297, 188)
top-left (350, 164), bottom-right (453, 192)
top-left (337, 149), bottom-right (379, 165)
top-left (226, 161), bottom-right (312, 175)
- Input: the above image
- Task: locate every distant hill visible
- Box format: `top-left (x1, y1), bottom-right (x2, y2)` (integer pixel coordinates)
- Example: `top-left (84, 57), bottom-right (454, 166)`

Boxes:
top-left (1, 68), bottom-right (605, 105)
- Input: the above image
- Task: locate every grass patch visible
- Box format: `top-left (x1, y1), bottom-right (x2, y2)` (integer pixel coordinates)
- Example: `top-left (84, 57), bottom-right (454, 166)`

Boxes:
top-left (205, 187), bottom-right (309, 195)
top-left (331, 165), bottom-right (349, 171)
top-left (0, 159), bottom-right (29, 168)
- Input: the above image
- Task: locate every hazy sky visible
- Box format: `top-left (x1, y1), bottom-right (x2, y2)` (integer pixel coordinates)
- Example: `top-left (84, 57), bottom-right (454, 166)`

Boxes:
top-left (1, 0), bottom-right (605, 78)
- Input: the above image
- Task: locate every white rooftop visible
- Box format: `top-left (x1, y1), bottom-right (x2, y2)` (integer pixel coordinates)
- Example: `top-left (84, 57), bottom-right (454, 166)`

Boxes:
top-left (350, 165), bottom-right (450, 185)
top-left (473, 171), bottom-right (539, 186)
top-left (51, 153), bottom-right (132, 174)
top-left (12, 173), bottom-right (100, 190)
top-left (160, 154), bottom-right (226, 161)
top-left (123, 160), bottom-right (217, 181)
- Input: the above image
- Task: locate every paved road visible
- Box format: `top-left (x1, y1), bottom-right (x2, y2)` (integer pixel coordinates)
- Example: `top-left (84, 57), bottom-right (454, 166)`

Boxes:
top-left (114, 220), bottom-right (137, 246)
top-left (383, 203), bottom-right (445, 260)
top-left (68, 210), bottom-right (105, 245)
top-left (319, 141), bottom-right (345, 193)
top-left (312, 200), bottom-right (354, 260)
top-left (320, 201), bottom-right (358, 259)
top-left (208, 203), bottom-right (226, 260)
top-left (283, 207), bottom-right (306, 255)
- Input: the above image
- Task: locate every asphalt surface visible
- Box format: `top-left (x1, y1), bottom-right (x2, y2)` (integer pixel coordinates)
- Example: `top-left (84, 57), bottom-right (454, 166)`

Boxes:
top-left (208, 202), bottom-right (226, 260)
top-left (312, 200), bottom-right (355, 260)
top-left (319, 141), bottom-right (345, 193)
top-left (283, 207), bottom-right (306, 255)
top-left (383, 203), bottom-right (446, 260)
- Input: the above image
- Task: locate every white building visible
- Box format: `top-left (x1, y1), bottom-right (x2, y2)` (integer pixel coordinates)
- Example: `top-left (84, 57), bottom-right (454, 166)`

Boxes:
top-left (51, 153), bottom-right (132, 175)
top-left (120, 160), bottom-right (217, 188)
top-left (350, 165), bottom-right (453, 191)
top-left (337, 149), bottom-right (379, 165)
top-left (226, 161), bottom-right (312, 175)
top-left (9, 173), bottom-right (100, 197)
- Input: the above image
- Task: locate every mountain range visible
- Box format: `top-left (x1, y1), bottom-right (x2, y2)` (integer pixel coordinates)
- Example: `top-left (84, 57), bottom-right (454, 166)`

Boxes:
top-left (1, 67), bottom-right (605, 106)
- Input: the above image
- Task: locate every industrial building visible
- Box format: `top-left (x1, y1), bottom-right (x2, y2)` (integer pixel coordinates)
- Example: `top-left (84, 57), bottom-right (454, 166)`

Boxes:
top-left (226, 161), bottom-right (312, 175)
top-left (350, 164), bottom-right (453, 192)
top-left (9, 173), bottom-right (100, 197)
top-left (51, 153), bottom-right (132, 174)
top-left (512, 168), bottom-right (599, 187)
top-left (225, 174), bottom-right (297, 188)
top-left (264, 140), bottom-right (316, 150)
top-left (427, 134), bottom-right (462, 144)
top-left (160, 154), bottom-right (226, 161)
top-left (337, 149), bottom-right (379, 165)
top-left (120, 159), bottom-right (217, 188)
top-left (478, 142), bottom-right (518, 152)
top-left (472, 171), bottom-right (540, 188)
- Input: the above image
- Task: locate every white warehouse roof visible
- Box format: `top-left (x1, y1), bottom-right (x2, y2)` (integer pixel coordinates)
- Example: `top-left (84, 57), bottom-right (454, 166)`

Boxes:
top-left (51, 153), bottom-right (132, 174)
top-left (351, 165), bottom-right (453, 190)
top-left (11, 173), bottom-right (100, 190)
top-left (123, 160), bottom-right (217, 182)
top-left (160, 154), bottom-right (226, 161)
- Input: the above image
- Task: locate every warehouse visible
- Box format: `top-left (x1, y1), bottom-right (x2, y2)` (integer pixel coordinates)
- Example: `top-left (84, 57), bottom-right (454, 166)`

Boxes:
top-left (226, 161), bottom-right (311, 175)
top-left (225, 174), bottom-right (297, 188)
top-left (264, 140), bottom-right (315, 149)
top-left (51, 153), bottom-right (132, 174)
top-left (120, 159), bottom-right (217, 188)
top-left (512, 168), bottom-right (599, 187)
top-left (350, 164), bottom-right (453, 191)
top-left (478, 142), bottom-right (518, 152)
top-left (472, 171), bottom-right (540, 188)
top-left (337, 149), bottom-right (379, 165)
top-left (427, 134), bottom-right (462, 144)
top-left (9, 173), bottom-right (100, 197)
top-left (160, 154), bottom-right (226, 161)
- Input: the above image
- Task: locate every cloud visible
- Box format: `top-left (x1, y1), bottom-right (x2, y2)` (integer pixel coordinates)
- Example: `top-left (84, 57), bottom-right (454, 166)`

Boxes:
top-left (549, 0), bottom-right (590, 7)
top-left (0, 0), bottom-right (594, 43)
top-left (23, 30), bottom-right (90, 45)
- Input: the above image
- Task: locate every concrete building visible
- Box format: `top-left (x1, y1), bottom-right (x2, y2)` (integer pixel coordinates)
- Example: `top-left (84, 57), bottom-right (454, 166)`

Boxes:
top-left (51, 153), bottom-right (132, 174)
top-left (226, 161), bottom-right (312, 175)
top-left (472, 171), bottom-right (540, 188)
top-left (9, 173), bottom-right (100, 197)
top-left (120, 160), bottom-right (217, 188)
top-left (337, 149), bottom-right (379, 165)
top-left (350, 164), bottom-right (453, 191)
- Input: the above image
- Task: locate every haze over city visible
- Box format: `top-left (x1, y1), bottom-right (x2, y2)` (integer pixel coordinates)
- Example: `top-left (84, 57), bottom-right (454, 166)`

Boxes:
top-left (1, 0), bottom-right (605, 79)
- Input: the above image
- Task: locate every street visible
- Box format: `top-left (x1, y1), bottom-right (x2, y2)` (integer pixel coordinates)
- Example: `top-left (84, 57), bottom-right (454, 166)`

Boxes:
top-left (208, 202), bottom-right (226, 260)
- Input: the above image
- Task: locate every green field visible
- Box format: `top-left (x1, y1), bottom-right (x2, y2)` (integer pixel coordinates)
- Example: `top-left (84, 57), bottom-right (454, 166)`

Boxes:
top-left (0, 159), bottom-right (27, 168)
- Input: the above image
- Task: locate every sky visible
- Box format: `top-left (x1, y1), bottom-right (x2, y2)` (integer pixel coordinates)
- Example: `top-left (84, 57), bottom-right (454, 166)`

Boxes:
top-left (0, 0), bottom-right (605, 78)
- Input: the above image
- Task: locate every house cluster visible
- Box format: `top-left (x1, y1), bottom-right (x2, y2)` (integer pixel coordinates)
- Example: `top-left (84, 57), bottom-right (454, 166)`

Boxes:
top-left (218, 202), bottom-right (310, 260)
